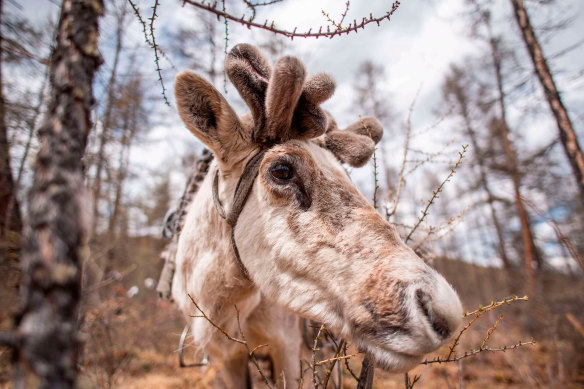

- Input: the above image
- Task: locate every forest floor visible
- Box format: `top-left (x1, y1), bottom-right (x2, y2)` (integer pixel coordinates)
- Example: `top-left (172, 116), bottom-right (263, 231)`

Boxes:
top-left (1, 237), bottom-right (583, 388)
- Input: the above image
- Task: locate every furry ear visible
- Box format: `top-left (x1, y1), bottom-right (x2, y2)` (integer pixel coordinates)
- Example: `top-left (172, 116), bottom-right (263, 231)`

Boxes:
top-left (174, 71), bottom-right (248, 163)
top-left (225, 44), bottom-right (271, 137)
top-left (292, 73), bottom-right (336, 139)
top-left (324, 117), bottom-right (383, 167)
top-left (263, 56), bottom-right (306, 144)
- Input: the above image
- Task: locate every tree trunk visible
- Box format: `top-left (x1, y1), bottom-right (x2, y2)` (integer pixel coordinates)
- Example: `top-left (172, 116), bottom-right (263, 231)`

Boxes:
top-left (510, 0), bottom-right (584, 204)
top-left (488, 36), bottom-right (539, 293)
top-left (465, 117), bottom-right (512, 269)
top-left (11, 0), bottom-right (103, 386)
top-left (91, 7), bottom-right (126, 236)
top-left (444, 68), bottom-right (513, 268)
top-left (0, 0), bottom-right (23, 261)
top-left (104, 98), bottom-right (136, 274)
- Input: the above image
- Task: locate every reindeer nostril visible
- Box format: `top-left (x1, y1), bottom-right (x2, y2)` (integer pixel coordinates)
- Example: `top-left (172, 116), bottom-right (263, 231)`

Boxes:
top-left (416, 289), bottom-right (451, 339)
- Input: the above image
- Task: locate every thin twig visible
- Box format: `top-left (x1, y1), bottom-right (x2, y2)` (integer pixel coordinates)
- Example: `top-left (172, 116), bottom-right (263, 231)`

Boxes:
top-left (316, 351), bottom-right (361, 365)
top-left (187, 294), bottom-right (245, 344)
top-left (321, 339), bottom-right (345, 389)
top-left (343, 342), bottom-right (360, 382)
top-left (404, 139), bottom-right (456, 176)
top-left (222, 0), bottom-right (229, 92)
top-left (447, 295), bottom-right (528, 360)
top-left (183, 0), bottom-right (400, 40)
top-left (148, 0), bottom-right (170, 105)
top-left (405, 372), bottom-right (421, 389)
top-left (480, 315), bottom-right (504, 350)
top-left (405, 144), bottom-right (468, 243)
top-left (234, 305), bottom-right (275, 389)
top-left (464, 295), bottom-right (529, 317)
top-left (421, 340), bottom-right (536, 365)
top-left (127, 0), bottom-right (176, 69)
top-left (386, 89), bottom-right (418, 220)
top-left (412, 205), bottom-right (470, 250)
top-left (521, 195), bottom-right (584, 272)
top-left (312, 324), bottom-right (325, 389)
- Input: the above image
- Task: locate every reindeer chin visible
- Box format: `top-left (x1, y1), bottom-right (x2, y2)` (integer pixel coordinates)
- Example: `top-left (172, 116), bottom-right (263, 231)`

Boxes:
top-left (354, 336), bottom-right (425, 373)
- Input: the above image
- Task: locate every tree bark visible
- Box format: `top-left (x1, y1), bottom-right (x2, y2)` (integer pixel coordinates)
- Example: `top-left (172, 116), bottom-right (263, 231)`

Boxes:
top-left (0, 0), bottom-right (23, 261)
top-left (488, 36), bottom-right (539, 293)
top-left (11, 0), bottom-right (103, 386)
top-left (510, 0), bottom-right (584, 204)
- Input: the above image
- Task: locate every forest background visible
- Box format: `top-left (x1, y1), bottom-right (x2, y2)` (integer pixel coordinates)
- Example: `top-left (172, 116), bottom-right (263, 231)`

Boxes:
top-left (1, 0), bottom-right (583, 387)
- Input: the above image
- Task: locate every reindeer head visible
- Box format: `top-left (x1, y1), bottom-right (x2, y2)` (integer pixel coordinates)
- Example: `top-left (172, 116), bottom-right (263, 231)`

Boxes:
top-left (173, 44), bottom-right (462, 372)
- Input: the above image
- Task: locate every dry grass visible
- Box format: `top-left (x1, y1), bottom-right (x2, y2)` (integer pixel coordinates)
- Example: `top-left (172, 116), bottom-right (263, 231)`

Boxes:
top-left (1, 238), bottom-right (583, 388)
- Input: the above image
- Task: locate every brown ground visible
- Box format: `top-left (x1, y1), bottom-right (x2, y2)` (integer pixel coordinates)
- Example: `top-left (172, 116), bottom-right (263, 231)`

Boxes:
top-left (1, 237), bottom-right (583, 388)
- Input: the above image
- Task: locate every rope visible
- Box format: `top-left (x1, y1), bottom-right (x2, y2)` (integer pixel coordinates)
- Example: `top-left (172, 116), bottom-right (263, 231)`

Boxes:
top-left (212, 148), bottom-right (268, 279)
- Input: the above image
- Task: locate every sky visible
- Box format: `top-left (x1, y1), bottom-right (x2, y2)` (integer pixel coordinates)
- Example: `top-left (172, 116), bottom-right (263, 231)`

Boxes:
top-left (12, 0), bottom-right (584, 267)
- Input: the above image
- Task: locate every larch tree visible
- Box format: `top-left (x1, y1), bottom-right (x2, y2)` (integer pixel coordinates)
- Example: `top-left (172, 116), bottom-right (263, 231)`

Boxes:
top-left (510, 0), bottom-right (584, 205)
top-left (0, 0), bottom-right (24, 261)
top-left (3, 0), bottom-right (103, 386)
top-left (442, 64), bottom-right (513, 269)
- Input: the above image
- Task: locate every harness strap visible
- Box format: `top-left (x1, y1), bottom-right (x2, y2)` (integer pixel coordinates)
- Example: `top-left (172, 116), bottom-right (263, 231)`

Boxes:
top-left (212, 149), bottom-right (269, 279)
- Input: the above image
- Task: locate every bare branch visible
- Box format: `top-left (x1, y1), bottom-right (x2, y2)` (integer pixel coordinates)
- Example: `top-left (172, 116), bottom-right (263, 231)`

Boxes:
top-left (464, 295), bottom-right (529, 317)
top-left (480, 314), bottom-right (504, 349)
top-left (405, 144), bottom-right (468, 243)
top-left (311, 324), bottom-right (325, 388)
top-left (148, 0), bottom-right (170, 105)
top-left (343, 342), bottom-right (360, 382)
top-left (316, 351), bottom-right (361, 366)
top-left (421, 340), bottom-right (536, 365)
top-left (234, 305), bottom-right (275, 389)
top-left (187, 294), bottom-right (245, 344)
top-left (386, 90), bottom-right (418, 220)
top-left (183, 0), bottom-right (401, 40)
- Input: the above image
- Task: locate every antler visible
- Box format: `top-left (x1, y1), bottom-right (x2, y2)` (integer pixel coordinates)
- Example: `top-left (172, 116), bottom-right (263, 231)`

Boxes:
top-left (225, 44), bottom-right (335, 145)
top-left (224, 44), bottom-right (383, 167)
top-left (324, 113), bottom-right (383, 167)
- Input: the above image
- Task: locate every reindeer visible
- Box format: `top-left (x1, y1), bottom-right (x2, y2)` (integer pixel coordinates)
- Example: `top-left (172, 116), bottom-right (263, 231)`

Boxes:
top-left (167, 44), bottom-right (463, 388)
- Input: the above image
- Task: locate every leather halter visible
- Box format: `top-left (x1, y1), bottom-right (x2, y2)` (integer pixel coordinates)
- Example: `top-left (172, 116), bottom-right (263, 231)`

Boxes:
top-left (211, 148), bottom-right (269, 280)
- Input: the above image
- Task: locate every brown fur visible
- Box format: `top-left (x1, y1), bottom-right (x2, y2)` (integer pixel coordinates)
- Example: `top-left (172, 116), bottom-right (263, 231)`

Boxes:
top-left (264, 56), bottom-right (306, 143)
top-left (225, 44), bottom-right (271, 137)
top-left (224, 44), bottom-right (334, 145)
top-left (174, 71), bottom-right (250, 164)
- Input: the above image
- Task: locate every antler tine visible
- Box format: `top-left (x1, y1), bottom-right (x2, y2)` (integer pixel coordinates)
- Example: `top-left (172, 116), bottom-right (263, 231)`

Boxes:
top-left (324, 115), bottom-right (383, 167)
top-left (263, 56), bottom-right (306, 144)
top-left (226, 44), bottom-right (336, 144)
top-left (225, 44), bottom-right (272, 139)
top-left (292, 73), bottom-right (336, 139)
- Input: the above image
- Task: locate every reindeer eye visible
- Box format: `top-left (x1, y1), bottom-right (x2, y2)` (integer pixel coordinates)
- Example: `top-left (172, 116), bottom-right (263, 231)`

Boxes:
top-left (270, 163), bottom-right (293, 181)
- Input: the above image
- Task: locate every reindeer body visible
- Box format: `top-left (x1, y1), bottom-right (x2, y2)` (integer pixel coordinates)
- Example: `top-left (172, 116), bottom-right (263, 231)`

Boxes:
top-left (168, 44), bottom-right (463, 388)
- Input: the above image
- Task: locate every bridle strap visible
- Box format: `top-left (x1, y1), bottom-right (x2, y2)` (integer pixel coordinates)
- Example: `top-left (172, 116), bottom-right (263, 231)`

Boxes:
top-left (212, 149), bottom-right (269, 279)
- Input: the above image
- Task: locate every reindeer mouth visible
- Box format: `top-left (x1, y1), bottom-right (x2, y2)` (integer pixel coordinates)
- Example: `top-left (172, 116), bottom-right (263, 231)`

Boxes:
top-left (353, 334), bottom-right (426, 373)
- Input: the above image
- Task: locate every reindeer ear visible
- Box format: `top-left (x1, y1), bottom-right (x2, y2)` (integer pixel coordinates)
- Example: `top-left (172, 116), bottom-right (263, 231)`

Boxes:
top-left (175, 71), bottom-right (248, 163)
top-left (225, 44), bottom-right (271, 137)
top-left (325, 117), bottom-right (383, 167)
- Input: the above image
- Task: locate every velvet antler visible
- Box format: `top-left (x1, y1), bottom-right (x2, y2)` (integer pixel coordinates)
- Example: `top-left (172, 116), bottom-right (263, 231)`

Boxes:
top-left (223, 44), bottom-right (382, 167)
top-left (225, 44), bottom-right (335, 145)
top-left (324, 113), bottom-right (383, 167)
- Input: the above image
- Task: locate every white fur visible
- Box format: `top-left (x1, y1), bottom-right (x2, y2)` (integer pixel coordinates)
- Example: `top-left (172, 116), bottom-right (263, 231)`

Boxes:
top-left (171, 141), bottom-right (463, 388)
